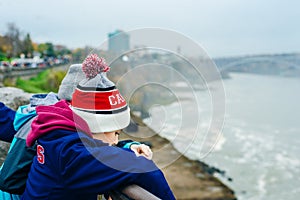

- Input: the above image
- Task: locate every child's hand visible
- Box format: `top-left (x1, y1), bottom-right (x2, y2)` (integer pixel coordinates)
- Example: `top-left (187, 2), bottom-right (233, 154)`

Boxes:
top-left (130, 144), bottom-right (153, 160)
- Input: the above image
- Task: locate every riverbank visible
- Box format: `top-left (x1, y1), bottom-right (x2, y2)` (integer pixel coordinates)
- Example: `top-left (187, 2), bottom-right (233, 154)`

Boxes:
top-left (123, 114), bottom-right (236, 200)
top-left (0, 87), bottom-right (236, 200)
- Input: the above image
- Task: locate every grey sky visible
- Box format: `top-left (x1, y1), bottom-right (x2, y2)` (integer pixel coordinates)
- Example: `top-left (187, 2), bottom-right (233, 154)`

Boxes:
top-left (0, 0), bottom-right (299, 58)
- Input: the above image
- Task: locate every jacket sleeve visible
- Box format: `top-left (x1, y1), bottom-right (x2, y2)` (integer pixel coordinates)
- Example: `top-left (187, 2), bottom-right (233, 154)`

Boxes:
top-left (59, 138), bottom-right (175, 200)
top-left (0, 102), bottom-right (16, 142)
top-left (116, 140), bottom-right (140, 149)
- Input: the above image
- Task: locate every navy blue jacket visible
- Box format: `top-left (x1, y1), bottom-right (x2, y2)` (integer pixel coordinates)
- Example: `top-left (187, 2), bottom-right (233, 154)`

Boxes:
top-left (0, 102), bottom-right (16, 142)
top-left (22, 100), bottom-right (175, 200)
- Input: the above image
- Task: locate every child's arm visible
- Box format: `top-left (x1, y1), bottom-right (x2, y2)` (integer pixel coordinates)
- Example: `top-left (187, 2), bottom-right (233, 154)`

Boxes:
top-left (117, 140), bottom-right (153, 160)
top-left (0, 102), bottom-right (16, 142)
top-left (61, 141), bottom-right (175, 199)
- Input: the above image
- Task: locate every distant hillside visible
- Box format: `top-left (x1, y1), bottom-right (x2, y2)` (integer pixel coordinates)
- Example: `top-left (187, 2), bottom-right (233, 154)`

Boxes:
top-left (214, 53), bottom-right (300, 78)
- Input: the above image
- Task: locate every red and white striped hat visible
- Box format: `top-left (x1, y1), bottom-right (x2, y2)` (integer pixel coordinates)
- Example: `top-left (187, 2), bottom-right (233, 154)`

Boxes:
top-left (70, 54), bottom-right (130, 133)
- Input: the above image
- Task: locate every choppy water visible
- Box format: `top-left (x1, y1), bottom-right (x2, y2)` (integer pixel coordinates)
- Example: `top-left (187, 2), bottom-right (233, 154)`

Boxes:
top-left (145, 73), bottom-right (300, 200)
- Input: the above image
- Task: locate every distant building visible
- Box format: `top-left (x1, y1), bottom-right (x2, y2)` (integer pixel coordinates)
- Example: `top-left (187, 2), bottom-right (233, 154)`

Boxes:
top-left (108, 30), bottom-right (130, 54)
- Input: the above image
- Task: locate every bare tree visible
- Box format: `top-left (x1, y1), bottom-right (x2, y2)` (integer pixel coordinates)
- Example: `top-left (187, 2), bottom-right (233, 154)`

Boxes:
top-left (5, 23), bottom-right (23, 57)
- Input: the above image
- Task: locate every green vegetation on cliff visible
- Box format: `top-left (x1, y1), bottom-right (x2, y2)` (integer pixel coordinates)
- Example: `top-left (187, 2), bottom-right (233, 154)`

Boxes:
top-left (15, 69), bottom-right (66, 93)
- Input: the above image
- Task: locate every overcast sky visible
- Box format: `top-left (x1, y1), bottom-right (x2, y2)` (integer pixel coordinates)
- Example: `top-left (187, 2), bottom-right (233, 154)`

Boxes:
top-left (0, 0), bottom-right (299, 58)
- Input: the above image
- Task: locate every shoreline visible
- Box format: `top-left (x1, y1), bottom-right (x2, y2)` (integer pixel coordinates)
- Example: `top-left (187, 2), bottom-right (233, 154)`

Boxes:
top-left (122, 114), bottom-right (236, 200)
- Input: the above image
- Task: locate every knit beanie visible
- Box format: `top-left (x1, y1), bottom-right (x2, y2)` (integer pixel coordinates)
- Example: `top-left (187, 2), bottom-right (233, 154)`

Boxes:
top-left (58, 64), bottom-right (86, 101)
top-left (70, 54), bottom-right (130, 133)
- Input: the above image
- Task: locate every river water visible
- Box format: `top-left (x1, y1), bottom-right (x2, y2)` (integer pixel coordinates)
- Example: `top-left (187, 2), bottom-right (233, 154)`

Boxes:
top-left (144, 73), bottom-right (300, 200)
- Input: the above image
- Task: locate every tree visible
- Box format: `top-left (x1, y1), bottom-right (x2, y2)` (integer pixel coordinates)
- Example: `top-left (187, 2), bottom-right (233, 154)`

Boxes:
top-left (37, 43), bottom-right (56, 57)
top-left (37, 43), bottom-right (47, 56)
top-left (71, 46), bottom-right (93, 63)
top-left (0, 35), bottom-right (11, 58)
top-left (22, 33), bottom-right (34, 58)
top-left (56, 48), bottom-right (71, 56)
top-left (45, 42), bottom-right (55, 57)
top-left (5, 23), bottom-right (23, 57)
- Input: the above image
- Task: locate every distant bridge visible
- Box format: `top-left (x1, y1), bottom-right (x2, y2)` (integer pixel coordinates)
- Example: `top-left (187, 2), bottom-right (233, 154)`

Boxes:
top-left (217, 55), bottom-right (297, 70)
top-left (214, 54), bottom-right (300, 77)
